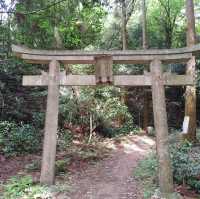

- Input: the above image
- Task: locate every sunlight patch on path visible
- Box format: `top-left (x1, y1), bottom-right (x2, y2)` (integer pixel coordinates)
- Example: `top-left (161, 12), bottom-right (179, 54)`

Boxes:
top-left (103, 135), bottom-right (155, 154)
top-left (65, 135), bottom-right (155, 199)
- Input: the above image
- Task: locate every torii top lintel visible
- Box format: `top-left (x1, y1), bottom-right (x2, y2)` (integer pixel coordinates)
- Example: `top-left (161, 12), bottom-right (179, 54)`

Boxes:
top-left (12, 44), bottom-right (200, 64)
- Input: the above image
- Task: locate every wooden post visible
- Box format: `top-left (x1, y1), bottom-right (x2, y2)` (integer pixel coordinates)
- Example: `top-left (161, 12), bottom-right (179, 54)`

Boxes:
top-left (150, 59), bottom-right (174, 197)
top-left (40, 60), bottom-right (60, 185)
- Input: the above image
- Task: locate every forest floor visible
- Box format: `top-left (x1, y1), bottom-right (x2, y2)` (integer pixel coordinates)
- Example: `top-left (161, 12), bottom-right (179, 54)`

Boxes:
top-left (0, 134), bottom-right (199, 199)
top-left (0, 134), bottom-right (155, 199)
top-left (61, 135), bottom-right (155, 199)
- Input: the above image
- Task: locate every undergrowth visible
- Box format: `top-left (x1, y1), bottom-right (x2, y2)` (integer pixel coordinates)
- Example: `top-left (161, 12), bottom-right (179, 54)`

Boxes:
top-left (1, 175), bottom-right (70, 199)
top-left (0, 121), bottom-right (41, 156)
top-left (134, 153), bottom-right (158, 199)
top-left (170, 141), bottom-right (200, 193)
top-left (134, 132), bottom-right (200, 198)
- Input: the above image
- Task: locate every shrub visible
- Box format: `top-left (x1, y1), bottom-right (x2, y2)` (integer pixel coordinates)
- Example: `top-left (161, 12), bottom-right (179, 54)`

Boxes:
top-left (3, 176), bottom-right (33, 199)
top-left (32, 112), bottom-right (45, 129)
top-left (55, 159), bottom-right (71, 174)
top-left (170, 141), bottom-right (200, 192)
top-left (57, 129), bottom-right (74, 150)
top-left (135, 143), bottom-right (200, 197)
top-left (0, 121), bottom-right (41, 156)
top-left (3, 175), bottom-right (65, 199)
top-left (59, 86), bottom-right (136, 139)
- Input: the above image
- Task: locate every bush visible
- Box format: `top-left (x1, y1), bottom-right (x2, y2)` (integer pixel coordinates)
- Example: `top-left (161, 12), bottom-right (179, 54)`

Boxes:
top-left (3, 175), bottom-right (66, 199)
top-left (3, 176), bottom-right (33, 199)
top-left (0, 121), bottom-right (41, 156)
top-left (57, 129), bottom-right (74, 150)
top-left (59, 86), bottom-right (136, 139)
top-left (170, 141), bottom-right (200, 192)
top-left (55, 159), bottom-right (71, 174)
top-left (135, 143), bottom-right (200, 198)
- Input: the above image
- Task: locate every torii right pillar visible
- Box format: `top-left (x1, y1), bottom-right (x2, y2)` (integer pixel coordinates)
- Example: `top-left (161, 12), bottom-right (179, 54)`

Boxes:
top-left (150, 59), bottom-right (174, 198)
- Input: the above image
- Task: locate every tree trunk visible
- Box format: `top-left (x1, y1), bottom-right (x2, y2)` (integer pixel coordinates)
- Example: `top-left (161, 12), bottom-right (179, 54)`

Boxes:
top-left (142, 0), bottom-right (149, 130)
top-left (142, 0), bottom-right (148, 49)
top-left (186, 0), bottom-right (196, 46)
top-left (185, 0), bottom-right (196, 141)
top-left (54, 26), bottom-right (63, 49)
top-left (122, 0), bottom-right (127, 50)
top-left (119, 0), bottom-right (129, 127)
top-left (150, 59), bottom-right (174, 198)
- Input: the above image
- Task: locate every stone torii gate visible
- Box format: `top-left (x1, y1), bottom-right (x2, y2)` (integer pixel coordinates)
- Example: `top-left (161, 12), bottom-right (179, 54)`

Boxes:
top-left (12, 44), bottom-right (200, 196)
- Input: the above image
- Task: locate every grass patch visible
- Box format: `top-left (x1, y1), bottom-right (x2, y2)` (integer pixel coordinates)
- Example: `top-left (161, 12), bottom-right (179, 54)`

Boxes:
top-left (134, 153), bottom-right (158, 199)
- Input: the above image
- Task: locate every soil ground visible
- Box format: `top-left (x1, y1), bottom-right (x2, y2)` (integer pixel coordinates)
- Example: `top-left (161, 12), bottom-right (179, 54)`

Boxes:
top-left (61, 135), bottom-right (155, 199)
top-left (0, 135), bottom-right (199, 199)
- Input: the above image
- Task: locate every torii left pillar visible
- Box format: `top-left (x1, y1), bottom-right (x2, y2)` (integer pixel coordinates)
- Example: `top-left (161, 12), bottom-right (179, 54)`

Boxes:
top-left (40, 60), bottom-right (60, 185)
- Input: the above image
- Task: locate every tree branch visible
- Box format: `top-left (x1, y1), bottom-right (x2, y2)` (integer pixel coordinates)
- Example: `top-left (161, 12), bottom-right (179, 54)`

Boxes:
top-left (0, 0), bottom-right (68, 15)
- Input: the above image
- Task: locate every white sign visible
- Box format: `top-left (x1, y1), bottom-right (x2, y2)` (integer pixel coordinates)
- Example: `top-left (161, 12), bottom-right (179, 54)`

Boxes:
top-left (182, 116), bottom-right (190, 134)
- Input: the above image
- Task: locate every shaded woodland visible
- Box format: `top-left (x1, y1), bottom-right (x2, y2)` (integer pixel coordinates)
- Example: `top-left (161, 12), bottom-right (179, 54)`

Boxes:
top-left (0, 0), bottom-right (200, 198)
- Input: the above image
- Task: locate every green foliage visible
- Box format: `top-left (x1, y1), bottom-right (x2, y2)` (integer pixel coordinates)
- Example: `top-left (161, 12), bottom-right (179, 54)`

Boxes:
top-left (55, 159), bottom-right (71, 174)
top-left (1, 0), bottom-right (199, 157)
top-left (134, 153), bottom-right (158, 199)
top-left (13, 0), bottom-right (106, 49)
top-left (134, 153), bottom-right (158, 180)
top-left (4, 176), bottom-right (33, 199)
top-left (136, 142), bottom-right (200, 197)
top-left (170, 141), bottom-right (200, 192)
top-left (3, 175), bottom-right (69, 199)
top-left (59, 86), bottom-right (135, 138)
top-left (137, 142), bottom-right (200, 196)
top-left (0, 121), bottom-right (41, 156)
top-left (32, 112), bottom-right (45, 129)
top-left (147, 0), bottom-right (185, 48)
top-left (96, 94), bottom-right (134, 136)
top-left (0, 58), bottom-right (46, 125)
top-left (57, 129), bottom-right (74, 150)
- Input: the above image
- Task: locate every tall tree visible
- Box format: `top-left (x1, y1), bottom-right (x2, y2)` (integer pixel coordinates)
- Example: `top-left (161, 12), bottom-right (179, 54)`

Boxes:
top-left (142, 0), bottom-right (148, 49)
top-left (121, 0), bottom-right (127, 50)
top-left (157, 0), bottom-right (184, 48)
top-left (141, 0), bottom-right (149, 131)
top-left (185, 0), bottom-right (197, 141)
top-left (147, 0), bottom-right (184, 48)
top-left (13, 0), bottom-right (106, 49)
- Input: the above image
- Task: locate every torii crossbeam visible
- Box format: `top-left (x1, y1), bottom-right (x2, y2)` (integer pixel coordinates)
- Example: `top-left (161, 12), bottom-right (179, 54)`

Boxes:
top-left (12, 44), bottom-right (199, 192)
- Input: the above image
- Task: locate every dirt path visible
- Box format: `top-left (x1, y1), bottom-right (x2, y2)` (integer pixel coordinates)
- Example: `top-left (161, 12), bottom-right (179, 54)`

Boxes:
top-left (63, 135), bottom-right (155, 199)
